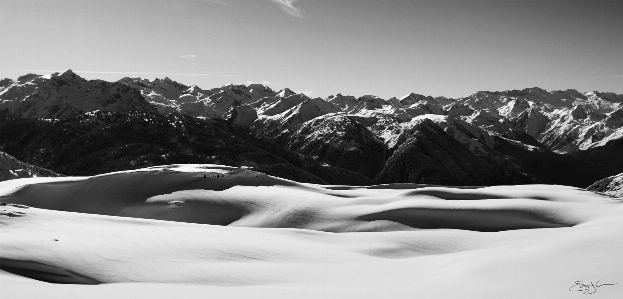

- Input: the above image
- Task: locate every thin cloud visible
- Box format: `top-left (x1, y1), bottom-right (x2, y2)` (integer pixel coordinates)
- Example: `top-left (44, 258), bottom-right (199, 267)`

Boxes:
top-left (614, 75), bottom-right (623, 79)
top-left (201, 0), bottom-right (229, 5)
top-left (180, 54), bottom-right (196, 59)
top-left (298, 90), bottom-right (313, 96)
top-left (21, 70), bottom-right (235, 77)
top-left (271, 0), bottom-right (303, 18)
top-left (157, 0), bottom-right (229, 10)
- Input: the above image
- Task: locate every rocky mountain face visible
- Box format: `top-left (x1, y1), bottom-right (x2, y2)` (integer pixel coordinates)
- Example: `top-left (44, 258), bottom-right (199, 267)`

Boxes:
top-left (587, 172), bottom-right (623, 197)
top-left (286, 114), bottom-right (387, 178)
top-left (0, 151), bottom-right (60, 181)
top-left (375, 119), bottom-right (508, 185)
top-left (1, 71), bottom-right (621, 187)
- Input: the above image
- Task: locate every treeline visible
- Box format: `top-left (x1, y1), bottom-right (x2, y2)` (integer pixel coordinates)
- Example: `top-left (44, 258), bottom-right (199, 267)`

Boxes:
top-left (0, 111), bottom-right (371, 185)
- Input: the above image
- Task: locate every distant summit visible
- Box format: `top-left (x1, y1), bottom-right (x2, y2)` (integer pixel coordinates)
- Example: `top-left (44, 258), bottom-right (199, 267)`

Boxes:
top-left (0, 70), bottom-right (156, 118)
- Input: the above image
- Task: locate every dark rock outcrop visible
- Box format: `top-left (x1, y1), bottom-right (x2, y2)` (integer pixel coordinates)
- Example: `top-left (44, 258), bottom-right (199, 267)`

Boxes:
top-left (287, 114), bottom-right (387, 179)
top-left (587, 172), bottom-right (623, 197)
top-left (0, 151), bottom-right (61, 181)
top-left (375, 119), bottom-right (507, 185)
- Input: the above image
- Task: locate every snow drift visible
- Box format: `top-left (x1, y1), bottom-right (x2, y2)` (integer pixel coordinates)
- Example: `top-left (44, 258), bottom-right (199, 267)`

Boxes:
top-left (1, 164), bottom-right (622, 298)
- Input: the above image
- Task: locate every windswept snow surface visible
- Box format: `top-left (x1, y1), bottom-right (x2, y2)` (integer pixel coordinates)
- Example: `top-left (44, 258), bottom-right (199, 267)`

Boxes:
top-left (1, 164), bottom-right (622, 298)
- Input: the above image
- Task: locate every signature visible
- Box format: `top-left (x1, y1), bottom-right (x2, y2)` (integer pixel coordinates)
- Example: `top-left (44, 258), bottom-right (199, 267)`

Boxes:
top-left (569, 280), bottom-right (618, 294)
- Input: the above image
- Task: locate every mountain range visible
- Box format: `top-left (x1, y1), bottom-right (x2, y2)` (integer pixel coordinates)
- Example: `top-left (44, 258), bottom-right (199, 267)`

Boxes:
top-left (1, 70), bottom-right (621, 187)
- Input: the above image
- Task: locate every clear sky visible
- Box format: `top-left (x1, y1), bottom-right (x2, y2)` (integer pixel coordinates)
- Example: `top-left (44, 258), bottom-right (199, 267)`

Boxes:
top-left (1, 0), bottom-right (622, 99)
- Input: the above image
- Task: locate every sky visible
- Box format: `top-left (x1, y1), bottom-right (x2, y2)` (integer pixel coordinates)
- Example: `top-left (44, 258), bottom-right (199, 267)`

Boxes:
top-left (1, 0), bottom-right (622, 99)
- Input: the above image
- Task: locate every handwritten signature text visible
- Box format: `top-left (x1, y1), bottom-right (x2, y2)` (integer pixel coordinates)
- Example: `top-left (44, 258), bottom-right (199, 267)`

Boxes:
top-left (569, 280), bottom-right (617, 295)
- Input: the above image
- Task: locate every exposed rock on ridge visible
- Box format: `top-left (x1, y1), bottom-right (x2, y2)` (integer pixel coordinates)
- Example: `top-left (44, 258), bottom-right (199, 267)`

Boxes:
top-left (587, 172), bottom-right (623, 197)
top-left (0, 151), bottom-right (61, 181)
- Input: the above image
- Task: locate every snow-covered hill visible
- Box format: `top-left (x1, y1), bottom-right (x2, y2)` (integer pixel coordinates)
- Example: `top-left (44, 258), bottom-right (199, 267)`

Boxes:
top-left (1, 165), bottom-right (622, 299)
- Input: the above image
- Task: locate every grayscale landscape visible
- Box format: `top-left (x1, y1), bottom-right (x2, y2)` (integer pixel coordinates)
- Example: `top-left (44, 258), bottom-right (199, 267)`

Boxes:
top-left (1, 0), bottom-right (622, 298)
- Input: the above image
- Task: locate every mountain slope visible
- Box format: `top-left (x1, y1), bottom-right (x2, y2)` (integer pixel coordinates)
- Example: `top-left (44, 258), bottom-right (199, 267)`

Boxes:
top-left (0, 70), bottom-right (157, 118)
top-left (286, 114), bottom-right (387, 178)
top-left (375, 119), bottom-right (508, 185)
top-left (0, 111), bottom-right (370, 185)
top-left (0, 151), bottom-right (61, 181)
top-left (587, 172), bottom-right (623, 197)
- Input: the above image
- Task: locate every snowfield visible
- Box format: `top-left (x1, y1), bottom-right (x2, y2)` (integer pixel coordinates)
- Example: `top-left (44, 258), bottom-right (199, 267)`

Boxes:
top-left (1, 164), bottom-right (622, 298)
